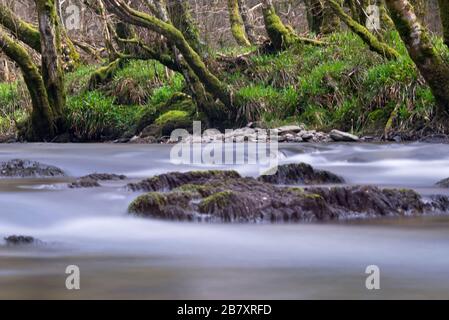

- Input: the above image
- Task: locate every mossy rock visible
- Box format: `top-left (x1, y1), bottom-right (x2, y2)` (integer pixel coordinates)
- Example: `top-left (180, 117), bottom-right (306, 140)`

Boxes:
top-left (135, 93), bottom-right (196, 135)
top-left (128, 191), bottom-right (194, 220)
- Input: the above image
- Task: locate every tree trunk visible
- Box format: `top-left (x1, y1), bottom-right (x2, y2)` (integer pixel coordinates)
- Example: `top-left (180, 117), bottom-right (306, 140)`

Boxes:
top-left (169, 0), bottom-right (205, 56)
top-left (304, 0), bottom-right (324, 34)
top-left (227, 0), bottom-right (251, 46)
top-left (0, 31), bottom-right (55, 140)
top-left (0, 3), bottom-right (79, 70)
top-left (262, 0), bottom-right (324, 50)
top-left (35, 0), bottom-right (66, 120)
top-left (328, 0), bottom-right (400, 59)
top-left (238, 0), bottom-right (257, 43)
top-left (321, 1), bottom-right (341, 34)
top-left (0, 4), bottom-right (41, 52)
top-left (385, 0), bottom-right (449, 117)
top-left (439, 0), bottom-right (449, 48)
top-left (409, 0), bottom-right (427, 22)
top-left (104, 0), bottom-right (232, 108)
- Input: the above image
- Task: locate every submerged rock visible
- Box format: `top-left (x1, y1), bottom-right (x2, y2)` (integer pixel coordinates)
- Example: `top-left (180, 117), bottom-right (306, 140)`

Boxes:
top-left (259, 163), bottom-right (344, 185)
top-left (127, 170), bottom-right (241, 192)
top-left (0, 159), bottom-right (65, 178)
top-left (436, 178), bottom-right (449, 188)
top-left (4, 235), bottom-right (40, 246)
top-left (127, 169), bottom-right (449, 223)
top-left (330, 130), bottom-right (359, 142)
top-left (68, 173), bottom-right (127, 188)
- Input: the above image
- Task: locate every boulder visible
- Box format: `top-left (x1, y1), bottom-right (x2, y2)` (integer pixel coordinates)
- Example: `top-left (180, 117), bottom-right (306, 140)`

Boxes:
top-left (127, 170), bottom-right (449, 223)
top-left (258, 163), bottom-right (345, 185)
top-left (0, 159), bottom-right (65, 178)
top-left (4, 235), bottom-right (40, 246)
top-left (68, 173), bottom-right (127, 188)
top-left (436, 178), bottom-right (449, 188)
top-left (277, 125), bottom-right (304, 134)
top-left (127, 170), bottom-right (241, 192)
top-left (330, 130), bottom-right (359, 142)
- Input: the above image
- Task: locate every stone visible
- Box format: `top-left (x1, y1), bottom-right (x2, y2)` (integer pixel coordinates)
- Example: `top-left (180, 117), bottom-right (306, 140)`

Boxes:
top-left (436, 178), bottom-right (449, 188)
top-left (4, 235), bottom-right (40, 246)
top-left (127, 170), bottom-right (449, 223)
top-left (258, 163), bottom-right (345, 185)
top-left (0, 159), bottom-right (65, 178)
top-left (330, 130), bottom-right (359, 142)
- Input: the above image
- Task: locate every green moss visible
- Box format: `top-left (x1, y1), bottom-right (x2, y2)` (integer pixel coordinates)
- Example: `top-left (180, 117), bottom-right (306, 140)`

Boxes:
top-left (155, 110), bottom-right (190, 126)
top-left (228, 0), bottom-right (251, 46)
top-left (198, 191), bottom-right (235, 213)
top-left (173, 184), bottom-right (217, 198)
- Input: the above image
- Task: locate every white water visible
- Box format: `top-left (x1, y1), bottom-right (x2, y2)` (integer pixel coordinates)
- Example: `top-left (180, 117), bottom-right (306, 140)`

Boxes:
top-left (1, 143), bottom-right (449, 299)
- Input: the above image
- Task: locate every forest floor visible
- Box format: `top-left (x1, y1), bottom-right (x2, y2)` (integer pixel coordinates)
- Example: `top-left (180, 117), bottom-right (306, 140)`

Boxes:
top-left (1, 32), bottom-right (449, 143)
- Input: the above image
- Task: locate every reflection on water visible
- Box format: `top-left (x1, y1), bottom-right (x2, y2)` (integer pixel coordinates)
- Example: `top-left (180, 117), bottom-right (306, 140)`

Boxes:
top-left (0, 142), bottom-right (449, 299)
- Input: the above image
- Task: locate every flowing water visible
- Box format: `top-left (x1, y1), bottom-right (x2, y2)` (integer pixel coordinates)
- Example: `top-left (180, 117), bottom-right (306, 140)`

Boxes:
top-left (1, 142), bottom-right (449, 299)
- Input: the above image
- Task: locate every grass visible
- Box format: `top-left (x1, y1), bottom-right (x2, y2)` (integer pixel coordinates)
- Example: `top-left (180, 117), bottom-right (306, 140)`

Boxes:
top-left (231, 31), bottom-right (442, 134)
top-left (0, 82), bottom-right (29, 135)
top-left (66, 90), bottom-right (144, 141)
top-left (1, 31), bottom-right (448, 139)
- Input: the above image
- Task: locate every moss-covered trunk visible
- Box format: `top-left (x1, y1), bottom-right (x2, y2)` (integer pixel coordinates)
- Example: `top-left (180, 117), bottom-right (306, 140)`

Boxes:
top-left (304, 0), bottom-right (324, 34)
top-left (262, 0), bottom-right (324, 50)
top-left (104, 0), bottom-right (233, 108)
top-left (409, 0), bottom-right (427, 22)
top-left (329, 0), bottom-right (400, 60)
top-left (238, 0), bottom-right (257, 43)
top-left (0, 3), bottom-right (79, 70)
top-left (438, 0), bottom-right (449, 48)
top-left (227, 0), bottom-right (251, 46)
top-left (35, 0), bottom-right (66, 121)
top-left (321, 1), bottom-right (341, 34)
top-left (0, 4), bottom-right (41, 52)
top-left (168, 0), bottom-right (206, 56)
top-left (0, 31), bottom-right (55, 140)
top-left (385, 0), bottom-right (449, 117)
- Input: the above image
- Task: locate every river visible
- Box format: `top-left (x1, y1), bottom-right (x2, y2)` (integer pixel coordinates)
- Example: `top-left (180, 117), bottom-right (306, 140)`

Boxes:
top-left (1, 142), bottom-right (449, 299)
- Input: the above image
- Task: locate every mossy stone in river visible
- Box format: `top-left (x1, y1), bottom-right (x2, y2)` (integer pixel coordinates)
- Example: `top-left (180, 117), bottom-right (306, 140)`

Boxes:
top-left (128, 192), bottom-right (195, 221)
top-left (259, 163), bottom-right (344, 185)
top-left (436, 178), bottom-right (449, 188)
top-left (0, 159), bottom-right (65, 178)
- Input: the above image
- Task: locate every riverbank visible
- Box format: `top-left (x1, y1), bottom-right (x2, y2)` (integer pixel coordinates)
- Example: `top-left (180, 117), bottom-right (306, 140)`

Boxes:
top-left (2, 32), bottom-right (449, 144)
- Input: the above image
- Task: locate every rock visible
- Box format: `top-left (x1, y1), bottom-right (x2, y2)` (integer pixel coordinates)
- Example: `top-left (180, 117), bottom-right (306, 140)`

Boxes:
top-left (127, 170), bottom-right (449, 223)
top-left (129, 135), bottom-right (157, 144)
top-left (436, 178), bottom-right (449, 188)
top-left (52, 133), bottom-right (72, 143)
top-left (277, 125), bottom-right (304, 134)
top-left (68, 173), bottom-right (127, 188)
top-left (4, 235), bottom-right (40, 246)
top-left (68, 178), bottom-right (100, 189)
top-left (81, 173), bottom-right (127, 181)
top-left (127, 170), bottom-right (241, 192)
top-left (330, 130), bottom-right (359, 142)
top-left (0, 159), bottom-right (65, 178)
top-left (420, 134), bottom-right (449, 144)
top-left (0, 134), bottom-right (16, 143)
top-left (258, 163), bottom-right (345, 185)
top-left (299, 131), bottom-right (315, 142)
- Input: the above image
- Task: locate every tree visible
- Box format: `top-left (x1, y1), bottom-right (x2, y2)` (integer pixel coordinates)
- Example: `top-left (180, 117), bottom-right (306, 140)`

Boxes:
top-left (227, 0), bottom-right (251, 46)
top-left (0, 0), bottom-right (68, 140)
top-left (0, 3), bottom-right (80, 70)
top-left (439, 0), bottom-right (449, 48)
top-left (103, 0), bottom-right (233, 108)
top-left (262, 0), bottom-right (324, 51)
top-left (328, 0), bottom-right (400, 60)
top-left (385, 0), bottom-right (449, 118)
top-left (238, 0), bottom-right (257, 43)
